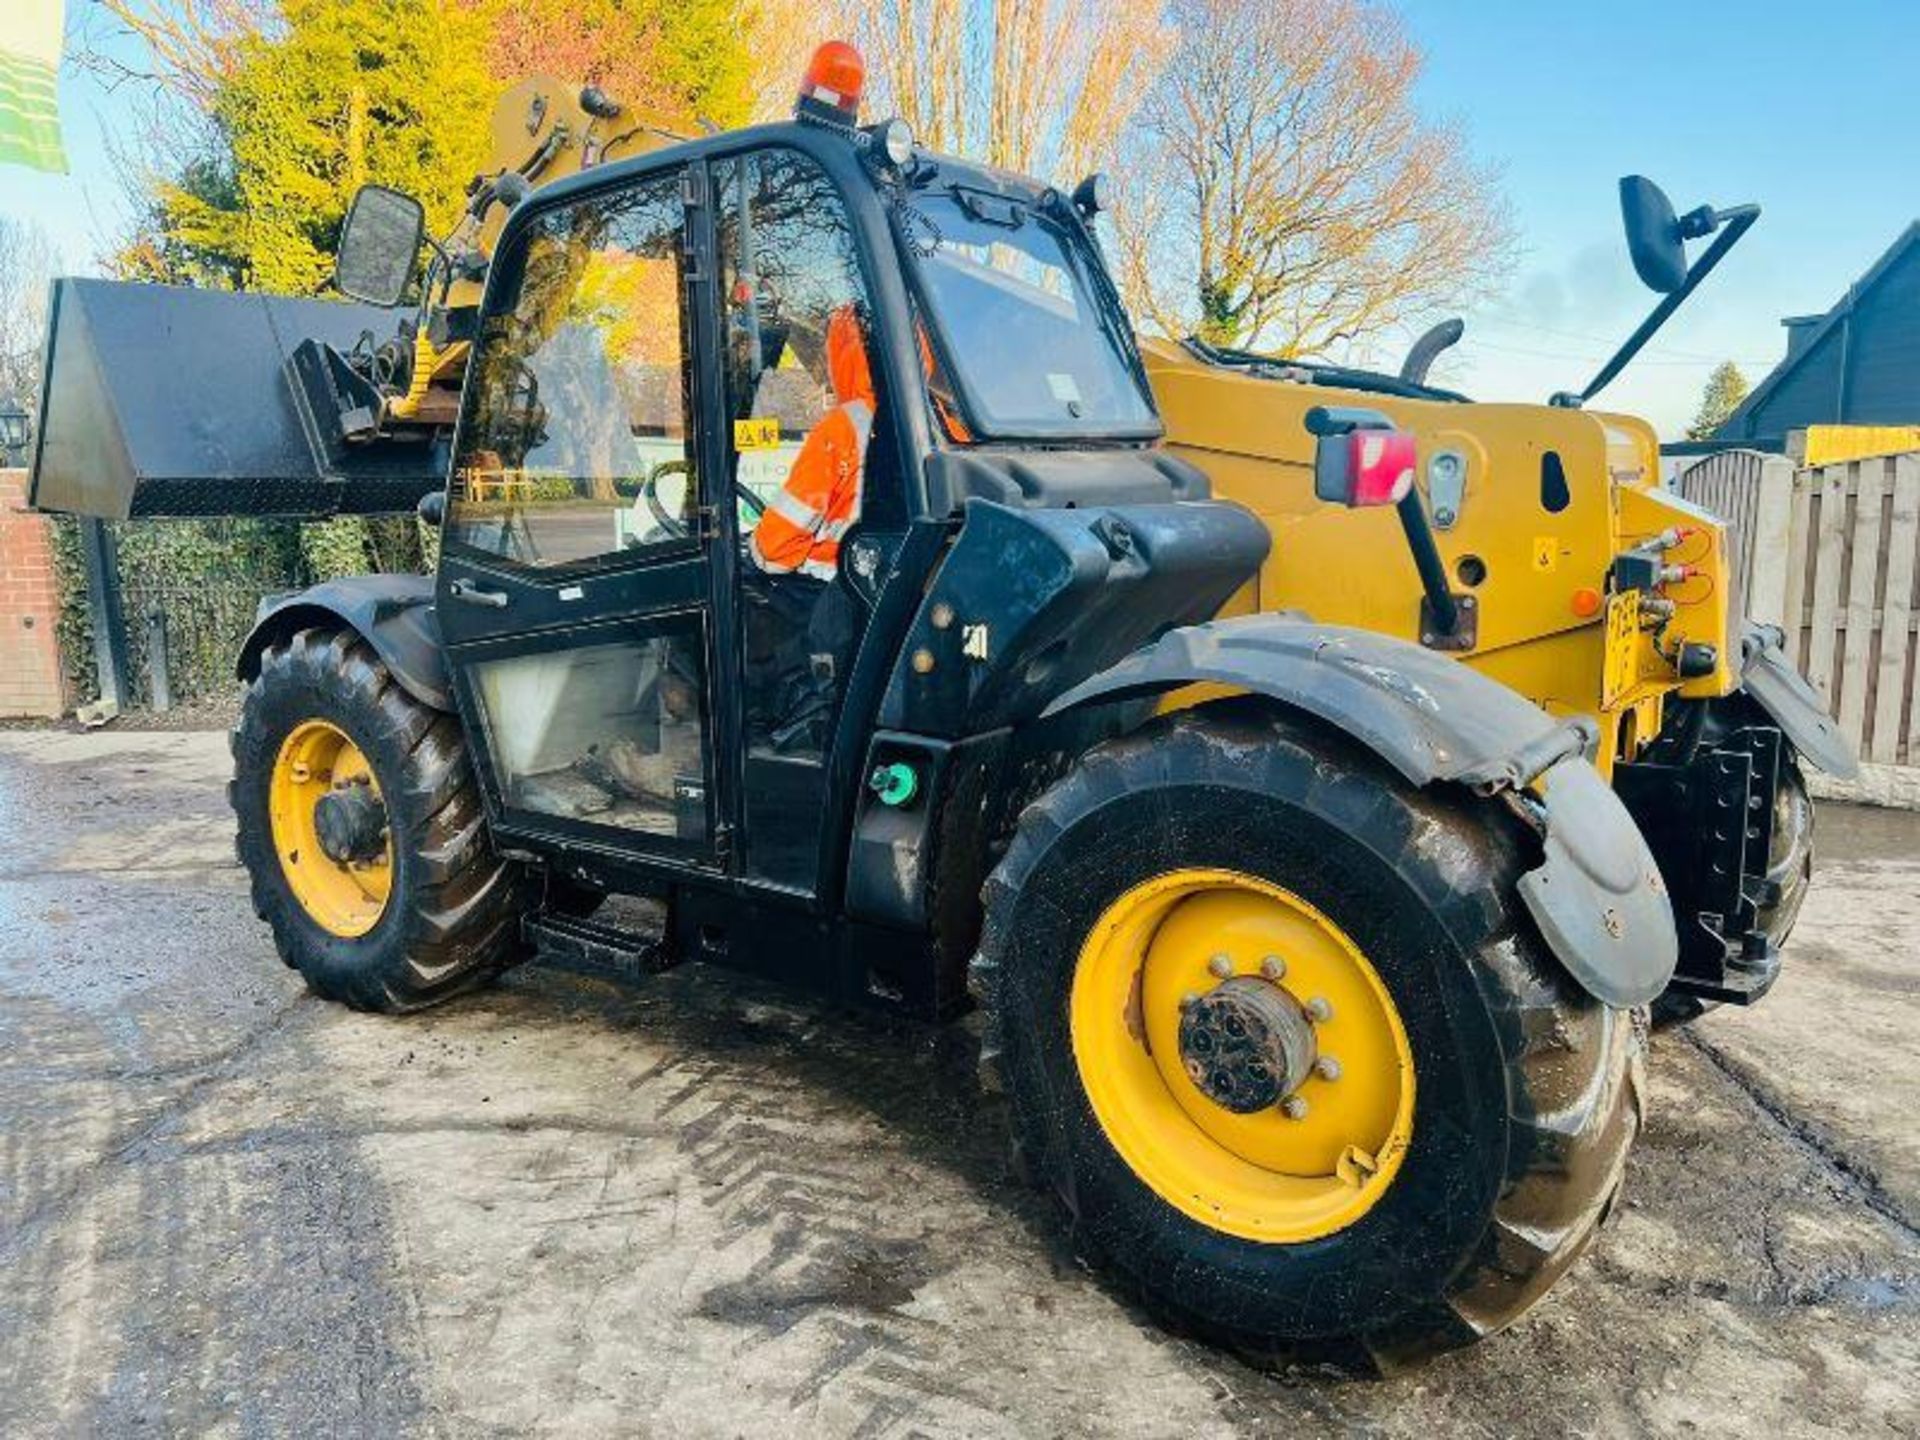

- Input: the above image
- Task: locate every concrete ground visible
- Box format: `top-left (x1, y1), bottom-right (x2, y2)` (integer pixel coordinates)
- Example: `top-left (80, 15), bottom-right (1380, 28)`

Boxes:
top-left (1, 728), bottom-right (1915, 1438)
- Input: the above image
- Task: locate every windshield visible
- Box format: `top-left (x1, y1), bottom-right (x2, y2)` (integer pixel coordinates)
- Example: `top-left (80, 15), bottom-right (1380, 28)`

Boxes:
top-left (906, 191), bottom-right (1155, 436)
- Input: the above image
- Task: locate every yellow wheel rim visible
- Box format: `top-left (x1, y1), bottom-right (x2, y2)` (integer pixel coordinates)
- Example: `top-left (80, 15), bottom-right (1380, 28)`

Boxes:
top-left (268, 719), bottom-right (394, 938)
top-left (1070, 869), bottom-right (1415, 1243)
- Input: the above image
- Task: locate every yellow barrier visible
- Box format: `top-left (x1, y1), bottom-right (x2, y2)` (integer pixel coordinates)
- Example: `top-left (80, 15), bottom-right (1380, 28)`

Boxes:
top-left (1792, 425), bottom-right (1920, 466)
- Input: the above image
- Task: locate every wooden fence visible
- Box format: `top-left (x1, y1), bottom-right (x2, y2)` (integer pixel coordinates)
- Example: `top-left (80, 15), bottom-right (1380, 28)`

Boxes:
top-left (1670, 449), bottom-right (1790, 622)
top-left (1678, 448), bottom-right (1920, 807)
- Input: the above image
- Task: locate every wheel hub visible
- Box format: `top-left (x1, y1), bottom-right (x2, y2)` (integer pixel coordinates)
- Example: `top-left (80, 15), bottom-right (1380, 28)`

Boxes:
top-left (1069, 869), bottom-right (1415, 1244)
top-left (268, 719), bottom-right (394, 938)
top-left (313, 780), bottom-right (388, 865)
top-left (1178, 977), bottom-right (1318, 1113)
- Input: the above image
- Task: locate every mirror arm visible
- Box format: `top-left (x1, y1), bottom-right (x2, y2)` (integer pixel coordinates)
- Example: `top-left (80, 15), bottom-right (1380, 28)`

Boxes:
top-left (1396, 489), bottom-right (1460, 638)
top-left (1552, 203), bottom-right (1759, 409)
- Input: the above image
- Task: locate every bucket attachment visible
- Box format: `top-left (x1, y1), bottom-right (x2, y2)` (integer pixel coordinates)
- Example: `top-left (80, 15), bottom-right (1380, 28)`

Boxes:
top-left (29, 278), bottom-right (445, 520)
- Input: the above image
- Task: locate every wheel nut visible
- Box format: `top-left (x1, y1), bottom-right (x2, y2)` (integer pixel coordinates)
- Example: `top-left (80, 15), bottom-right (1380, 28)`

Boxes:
top-left (1315, 1056), bottom-right (1342, 1082)
top-left (1207, 953), bottom-right (1234, 979)
top-left (1305, 996), bottom-right (1333, 1023)
top-left (1281, 1095), bottom-right (1310, 1120)
top-left (1260, 955), bottom-right (1286, 982)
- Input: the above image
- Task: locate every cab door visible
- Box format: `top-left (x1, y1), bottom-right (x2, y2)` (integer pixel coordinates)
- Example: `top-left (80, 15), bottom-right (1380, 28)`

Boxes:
top-left (435, 162), bottom-right (729, 871)
top-left (708, 144), bottom-right (913, 894)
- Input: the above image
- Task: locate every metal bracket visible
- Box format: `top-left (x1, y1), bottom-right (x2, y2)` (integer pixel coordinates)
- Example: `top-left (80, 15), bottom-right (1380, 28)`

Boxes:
top-left (79, 517), bottom-right (130, 710)
top-left (1420, 592), bottom-right (1477, 650)
top-left (525, 910), bottom-right (676, 983)
top-left (1427, 449), bottom-right (1467, 529)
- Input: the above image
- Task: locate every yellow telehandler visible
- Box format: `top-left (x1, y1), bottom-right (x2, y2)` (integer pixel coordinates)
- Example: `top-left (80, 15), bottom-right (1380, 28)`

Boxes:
top-left (260, 56), bottom-right (1853, 1017)
top-left (27, 41), bottom-right (1852, 1367)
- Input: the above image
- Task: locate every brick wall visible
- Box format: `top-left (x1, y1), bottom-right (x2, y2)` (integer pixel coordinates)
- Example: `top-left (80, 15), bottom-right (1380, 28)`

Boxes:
top-left (0, 469), bottom-right (69, 719)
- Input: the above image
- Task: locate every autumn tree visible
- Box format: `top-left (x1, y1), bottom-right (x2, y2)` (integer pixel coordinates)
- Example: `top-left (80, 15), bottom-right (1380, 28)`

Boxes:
top-left (476, 0), bottom-right (788, 130)
top-left (1686, 360), bottom-right (1750, 441)
top-left (1113, 0), bottom-right (1511, 358)
top-left (855, 0), bottom-right (1173, 182)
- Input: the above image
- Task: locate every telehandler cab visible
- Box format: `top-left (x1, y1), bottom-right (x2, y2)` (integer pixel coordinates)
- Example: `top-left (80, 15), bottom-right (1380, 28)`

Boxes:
top-left (26, 40), bottom-right (1850, 1368)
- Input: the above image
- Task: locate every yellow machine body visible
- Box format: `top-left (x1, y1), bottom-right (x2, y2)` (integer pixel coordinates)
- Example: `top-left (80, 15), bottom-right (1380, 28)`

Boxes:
top-left (442, 78), bottom-right (689, 313)
top-left (1143, 340), bottom-right (1737, 777)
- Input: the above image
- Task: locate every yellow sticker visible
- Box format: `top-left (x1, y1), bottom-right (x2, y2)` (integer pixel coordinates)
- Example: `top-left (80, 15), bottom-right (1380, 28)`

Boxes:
top-left (734, 417), bottom-right (781, 451)
top-left (1532, 536), bottom-right (1559, 572)
top-left (1602, 589), bottom-right (1640, 708)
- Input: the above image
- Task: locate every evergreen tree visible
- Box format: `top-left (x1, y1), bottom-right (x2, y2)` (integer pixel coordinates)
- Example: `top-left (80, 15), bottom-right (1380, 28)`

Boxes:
top-left (154, 0), bottom-right (497, 295)
top-left (117, 0), bottom-right (765, 293)
top-left (1687, 360), bottom-right (1750, 441)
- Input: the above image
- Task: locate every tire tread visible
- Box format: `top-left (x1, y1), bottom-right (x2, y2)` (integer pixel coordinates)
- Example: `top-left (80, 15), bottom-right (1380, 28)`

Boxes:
top-left (970, 700), bottom-right (1642, 1370)
top-left (231, 628), bottom-right (529, 1013)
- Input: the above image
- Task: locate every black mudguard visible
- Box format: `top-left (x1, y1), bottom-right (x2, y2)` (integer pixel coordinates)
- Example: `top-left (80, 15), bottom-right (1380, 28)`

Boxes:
top-left (1045, 615), bottom-right (1678, 1008)
top-left (236, 574), bottom-right (450, 711)
top-left (1739, 622), bottom-right (1858, 779)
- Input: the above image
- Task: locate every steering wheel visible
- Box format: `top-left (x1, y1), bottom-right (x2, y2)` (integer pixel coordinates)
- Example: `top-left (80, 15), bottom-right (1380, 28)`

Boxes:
top-left (493, 355), bottom-right (548, 460)
top-left (736, 479), bottom-right (768, 525)
top-left (642, 459), bottom-right (693, 535)
top-left (638, 459), bottom-right (770, 540)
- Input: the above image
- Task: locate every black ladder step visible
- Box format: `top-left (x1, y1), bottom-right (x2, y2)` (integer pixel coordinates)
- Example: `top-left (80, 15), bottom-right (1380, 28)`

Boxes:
top-left (525, 910), bottom-right (677, 982)
top-left (1664, 936), bottom-right (1781, 1006)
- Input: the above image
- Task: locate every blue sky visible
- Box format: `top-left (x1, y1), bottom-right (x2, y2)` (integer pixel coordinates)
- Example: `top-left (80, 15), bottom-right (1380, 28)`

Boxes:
top-left (1395, 0), bottom-right (1919, 433)
top-left (4, 0), bottom-right (1917, 437)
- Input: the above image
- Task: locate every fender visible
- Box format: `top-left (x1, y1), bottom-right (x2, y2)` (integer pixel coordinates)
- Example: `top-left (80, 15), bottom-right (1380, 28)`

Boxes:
top-left (1045, 615), bottom-right (1678, 1008)
top-left (236, 574), bottom-right (451, 711)
top-left (1739, 622), bottom-right (1858, 779)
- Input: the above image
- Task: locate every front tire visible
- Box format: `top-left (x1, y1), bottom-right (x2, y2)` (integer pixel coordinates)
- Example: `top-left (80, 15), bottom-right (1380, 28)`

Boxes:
top-left (230, 627), bottom-right (530, 1012)
top-left (971, 703), bottom-right (1642, 1369)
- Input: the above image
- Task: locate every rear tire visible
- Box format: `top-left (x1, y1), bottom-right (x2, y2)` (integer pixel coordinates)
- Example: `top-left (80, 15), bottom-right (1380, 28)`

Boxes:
top-left (231, 627), bottom-right (531, 1012)
top-left (1757, 758), bottom-right (1814, 948)
top-left (971, 702), bottom-right (1642, 1369)
top-left (1649, 754), bottom-right (1813, 1031)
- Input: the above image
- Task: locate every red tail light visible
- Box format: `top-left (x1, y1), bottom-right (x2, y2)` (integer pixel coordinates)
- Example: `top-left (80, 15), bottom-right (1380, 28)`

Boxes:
top-left (1306, 405), bottom-right (1418, 509)
top-left (797, 41), bottom-right (865, 124)
top-left (1343, 429), bottom-right (1418, 507)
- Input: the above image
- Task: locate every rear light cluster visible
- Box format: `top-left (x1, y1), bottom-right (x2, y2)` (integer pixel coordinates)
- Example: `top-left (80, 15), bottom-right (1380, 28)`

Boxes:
top-left (1306, 406), bottom-right (1418, 510)
top-left (1342, 430), bottom-right (1418, 507)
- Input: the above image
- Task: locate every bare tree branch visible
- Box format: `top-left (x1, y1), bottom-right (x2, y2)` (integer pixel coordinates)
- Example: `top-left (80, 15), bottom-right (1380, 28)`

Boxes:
top-left (1112, 0), bottom-right (1513, 359)
top-left (0, 219), bottom-right (59, 417)
top-left (857, 0), bottom-right (1171, 184)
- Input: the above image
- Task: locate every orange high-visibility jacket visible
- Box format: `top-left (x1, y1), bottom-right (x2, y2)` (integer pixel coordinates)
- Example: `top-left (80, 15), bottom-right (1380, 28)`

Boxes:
top-left (750, 306), bottom-right (875, 580)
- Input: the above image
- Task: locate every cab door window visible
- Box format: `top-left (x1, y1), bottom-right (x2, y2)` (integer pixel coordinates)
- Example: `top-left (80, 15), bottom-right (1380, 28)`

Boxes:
top-left (715, 149), bottom-right (893, 763)
top-left (448, 174), bottom-right (697, 570)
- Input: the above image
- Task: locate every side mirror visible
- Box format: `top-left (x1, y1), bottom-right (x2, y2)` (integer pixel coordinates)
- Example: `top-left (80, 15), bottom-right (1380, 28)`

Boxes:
top-left (1306, 406), bottom-right (1416, 508)
top-left (336, 184), bottom-right (425, 306)
top-left (1619, 175), bottom-right (1688, 294)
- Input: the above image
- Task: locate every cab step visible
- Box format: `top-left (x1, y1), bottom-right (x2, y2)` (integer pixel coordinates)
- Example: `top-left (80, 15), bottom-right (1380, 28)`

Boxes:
top-left (524, 909), bottom-right (678, 983)
top-left (1662, 937), bottom-right (1781, 1006)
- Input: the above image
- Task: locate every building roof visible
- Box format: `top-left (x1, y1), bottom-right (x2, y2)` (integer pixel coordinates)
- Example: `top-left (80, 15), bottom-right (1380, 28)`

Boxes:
top-left (1714, 220), bottom-right (1920, 451)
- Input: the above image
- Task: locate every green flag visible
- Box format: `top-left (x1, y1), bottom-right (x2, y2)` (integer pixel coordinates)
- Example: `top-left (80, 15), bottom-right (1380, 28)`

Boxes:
top-left (0, 0), bottom-right (65, 174)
